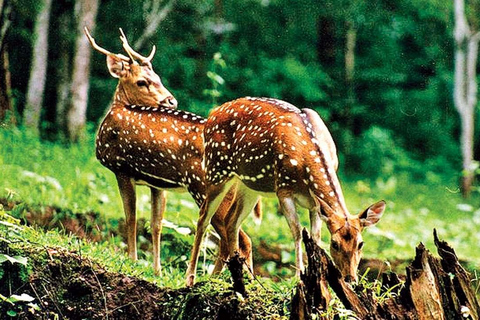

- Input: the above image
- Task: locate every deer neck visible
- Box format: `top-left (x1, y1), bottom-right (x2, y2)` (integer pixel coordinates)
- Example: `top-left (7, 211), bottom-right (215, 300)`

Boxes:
top-left (303, 142), bottom-right (350, 223)
top-left (113, 84), bottom-right (134, 106)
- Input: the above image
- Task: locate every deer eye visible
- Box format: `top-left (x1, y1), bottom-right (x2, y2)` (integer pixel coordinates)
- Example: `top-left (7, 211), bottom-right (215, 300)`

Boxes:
top-left (358, 241), bottom-right (364, 250)
top-left (331, 241), bottom-right (340, 251)
top-left (136, 80), bottom-right (148, 87)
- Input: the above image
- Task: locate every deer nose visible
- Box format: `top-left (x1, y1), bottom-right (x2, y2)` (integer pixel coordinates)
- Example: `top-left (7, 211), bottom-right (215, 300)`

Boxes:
top-left (344, 275), bottom-right (355, 283)
top-left (160, 96), bottom-right (178, 109)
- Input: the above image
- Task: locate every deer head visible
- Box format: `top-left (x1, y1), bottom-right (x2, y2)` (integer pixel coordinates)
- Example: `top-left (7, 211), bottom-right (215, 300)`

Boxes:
top-left (321, 199), bottom-right (386, 282)
top-left (84, 27), bottom-right (177, 108)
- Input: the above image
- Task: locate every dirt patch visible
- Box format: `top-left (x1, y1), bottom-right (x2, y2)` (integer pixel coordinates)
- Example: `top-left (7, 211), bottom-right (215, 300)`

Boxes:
top-left (1, 247), bottom-right (287, 319)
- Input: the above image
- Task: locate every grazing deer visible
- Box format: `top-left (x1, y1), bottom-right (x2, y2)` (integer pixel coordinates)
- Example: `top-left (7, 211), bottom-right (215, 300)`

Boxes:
top-left (186, 97), bottom-right (385, 286)
top-left (86, 28), bottom-right (257, 276)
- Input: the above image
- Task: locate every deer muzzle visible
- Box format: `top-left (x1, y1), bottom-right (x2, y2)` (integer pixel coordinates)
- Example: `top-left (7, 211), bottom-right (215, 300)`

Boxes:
top-left (160, 96), bottom-right (178, 109)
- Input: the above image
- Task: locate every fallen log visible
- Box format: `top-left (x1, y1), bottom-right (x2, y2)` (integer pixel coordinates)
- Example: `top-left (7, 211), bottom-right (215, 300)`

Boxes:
top-left (290, 228), bottom-right (480, 320)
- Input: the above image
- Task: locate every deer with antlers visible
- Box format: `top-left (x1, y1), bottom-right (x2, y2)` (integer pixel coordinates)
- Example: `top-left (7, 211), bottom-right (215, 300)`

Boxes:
top-left (186, 97), bottom-right (386, 286)
top-left (86, 28), bottom-right (258, 276)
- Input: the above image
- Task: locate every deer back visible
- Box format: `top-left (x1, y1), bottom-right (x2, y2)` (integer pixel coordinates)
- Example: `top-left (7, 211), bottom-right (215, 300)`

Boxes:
top-left (204, 97), bottom-right (347, 216)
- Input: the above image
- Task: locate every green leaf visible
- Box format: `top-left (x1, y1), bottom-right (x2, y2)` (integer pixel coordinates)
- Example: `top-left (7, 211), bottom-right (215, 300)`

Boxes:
top-left (28, 302), bottom-right (41, 311)
top-left (9, 293), bottom-right (35, 303)
top-left (0, 254), bottom-right (28, 266)
top-left (7, 310), bottom-right (17, 317)
top-left (0, 293), bottom-right (13, 304)
top-left (0, 220), bottom-right (21, 229)
top-left (206, 71), bottom-right (225, 85)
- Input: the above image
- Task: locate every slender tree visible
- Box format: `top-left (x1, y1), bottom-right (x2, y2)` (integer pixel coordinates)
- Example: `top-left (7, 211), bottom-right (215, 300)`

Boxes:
top-left (23, 0), bottom-right (52, 133)
top-left (453, 0), bottom-right (480, 196)
top-left (0, 0), bottom-right (13, 124)
top-left (66, 0), bottom-right (99, 142)
top-left (134, 0), bottom-right (175, 50)
top-left (55, 7), bottom-right (73, 136)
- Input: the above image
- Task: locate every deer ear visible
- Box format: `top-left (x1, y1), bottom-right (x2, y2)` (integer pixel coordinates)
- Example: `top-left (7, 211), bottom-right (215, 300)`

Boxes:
top-left (106, 55), bottom-right (128, 78)
top-left (359, 200), bottom-right (386, 228)
top-left (319, 205), bottom-right (330, 222)
top-left (310, 194), bottom-right (330, 222)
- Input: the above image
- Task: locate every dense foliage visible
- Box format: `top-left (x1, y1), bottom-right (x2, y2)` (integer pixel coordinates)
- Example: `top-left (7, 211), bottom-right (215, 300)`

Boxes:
top-left (5, 0), bottom-right (468, 180)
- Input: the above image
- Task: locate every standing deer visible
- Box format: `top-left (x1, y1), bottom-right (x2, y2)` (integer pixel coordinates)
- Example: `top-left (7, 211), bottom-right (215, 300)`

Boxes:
top-left (86, 28), bottom-right (257, 276)
top-left (186, 97), bottom-right (385, 286)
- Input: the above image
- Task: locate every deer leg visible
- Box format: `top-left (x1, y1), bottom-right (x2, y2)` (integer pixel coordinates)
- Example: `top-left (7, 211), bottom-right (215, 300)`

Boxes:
top-left (210, 184), bottom-right (254, 275)
top-left (210, 222), bottom-right (254, 276)
top-left (309, 209), bottom-right (322, 247)
top-left (225, 187), bottom-right (258, 276)
top-left (186, 180), bottom-right (235, 286)
top-left (116, 173), bottom-right (137, 261)
top-left (151, 188), bottom-right (166, 276)
top-left (277, 189), bottom-right (303, 277)
top-left (210, 185), bottom-right (237, 274)
top-left (238, 228), bottom-right (253, 275)
top-left (210, 216), bottom-right (232, 275)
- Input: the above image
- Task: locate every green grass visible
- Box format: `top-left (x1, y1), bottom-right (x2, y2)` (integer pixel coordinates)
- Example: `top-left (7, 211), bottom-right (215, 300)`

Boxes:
top-left (1, 205), bottom-right (297, 314)
top-left (1, 126), bottom-right (480, 282)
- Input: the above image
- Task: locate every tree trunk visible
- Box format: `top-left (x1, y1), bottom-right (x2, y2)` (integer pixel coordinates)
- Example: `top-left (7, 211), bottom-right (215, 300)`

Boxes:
top-left (0, 0), bottom-right (13, 124)
top-left (23, 0), bottom-right (52, 133)
top-left (0, 0), bottom-right (11, 48)
top-left (66, 0), bottom-right (99, 142)
top-left (0, 46), bottom-right (13, 124)
top-left (343, 20), bottom-right (357, 135)
top-left (453, 0), bottom-right (480, 197)
top-left (55, 11), bottom-right (72, 137)
top-left (345, 21), bottom-right (356, 106)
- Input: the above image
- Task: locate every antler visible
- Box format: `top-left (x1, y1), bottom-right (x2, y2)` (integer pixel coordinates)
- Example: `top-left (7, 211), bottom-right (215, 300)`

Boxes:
top-left (119, 28), bottom-right (156, 65)
top-left (84, 27), bottom-right (130, 62)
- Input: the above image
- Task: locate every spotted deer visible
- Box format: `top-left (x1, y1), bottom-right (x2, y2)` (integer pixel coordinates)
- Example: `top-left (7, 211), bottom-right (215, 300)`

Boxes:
top-left (86, 28), bottom-right (257, 276)
top-left (186, 97), bottom-right (385, 286)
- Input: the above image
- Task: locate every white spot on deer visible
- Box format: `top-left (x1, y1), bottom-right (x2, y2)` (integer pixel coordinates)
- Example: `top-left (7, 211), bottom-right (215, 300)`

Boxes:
top-left (290, 159), bottom-right (298, 166)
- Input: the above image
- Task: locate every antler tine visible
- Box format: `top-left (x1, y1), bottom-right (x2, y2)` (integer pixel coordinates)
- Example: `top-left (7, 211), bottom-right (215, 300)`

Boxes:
top-left (146, 45), bottom-right (156, 63)
top-left (119, 28), bottom-right (155, 65)
top-left (119, 28), bottom-right (137, 64)
top-left (84, 27), bottom-right (130, 62)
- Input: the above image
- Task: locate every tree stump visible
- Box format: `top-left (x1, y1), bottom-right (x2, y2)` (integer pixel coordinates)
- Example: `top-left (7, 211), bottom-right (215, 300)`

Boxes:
top-left (227, 251), bottom-right (248, 297)
top-left (290, 228), bottom-right (480, 319)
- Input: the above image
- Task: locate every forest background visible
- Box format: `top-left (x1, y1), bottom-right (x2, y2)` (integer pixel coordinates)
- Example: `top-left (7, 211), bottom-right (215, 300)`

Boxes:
top-left (2, 0), bottom-right (480, 291)
top-left (1, 0), bottom-right (466, 184)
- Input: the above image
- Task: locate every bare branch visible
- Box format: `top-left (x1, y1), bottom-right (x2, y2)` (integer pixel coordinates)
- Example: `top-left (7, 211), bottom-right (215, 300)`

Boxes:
top-left (0, 0), bottom-right (12, 52)
top-left (134, 0), bottom-right (175, 50)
